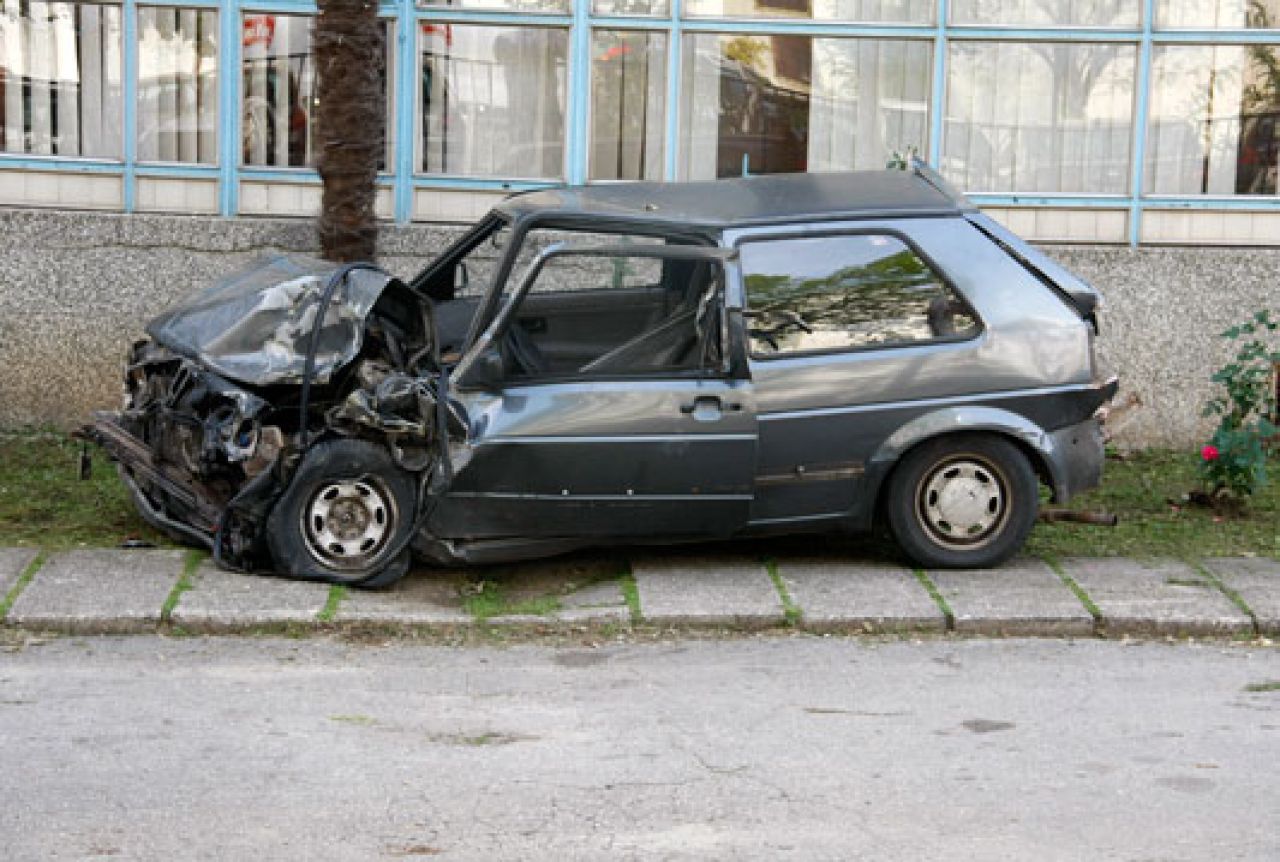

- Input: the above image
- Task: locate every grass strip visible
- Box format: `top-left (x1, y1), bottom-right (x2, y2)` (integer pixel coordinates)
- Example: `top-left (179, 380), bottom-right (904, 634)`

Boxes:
top-left (911, 568), bottom-right (954, 631)
top-left (1191, 560), bottom-right (1259, 636)
top-left (0, 551), bottom-right (47, 621)
top-left (317, 585), bottom-right (347, 623)
top-left (619, 572), bottom-right (642, 624)
top-left (160, 550), bottom-right (204, 623)
top-left (1042, 554), bottom-right (1103, 626)
top-left (765, 560), bottom-right (801, 627)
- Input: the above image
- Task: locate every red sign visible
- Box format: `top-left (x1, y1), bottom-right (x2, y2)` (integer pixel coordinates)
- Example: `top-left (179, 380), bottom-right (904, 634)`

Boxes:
top-left (243, 15), bottom-right (276, 50)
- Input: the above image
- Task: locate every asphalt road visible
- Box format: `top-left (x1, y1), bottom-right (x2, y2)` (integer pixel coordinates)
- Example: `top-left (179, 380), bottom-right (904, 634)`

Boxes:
top-left (2, 635), bottom-right (1278, 861)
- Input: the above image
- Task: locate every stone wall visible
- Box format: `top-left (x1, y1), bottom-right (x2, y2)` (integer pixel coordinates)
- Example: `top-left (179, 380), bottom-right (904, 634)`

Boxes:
top-left (1, 208), bottom-right (1275, 448)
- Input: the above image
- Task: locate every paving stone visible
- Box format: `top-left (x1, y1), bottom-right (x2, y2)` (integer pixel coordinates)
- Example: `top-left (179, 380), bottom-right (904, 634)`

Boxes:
top-left (337, 570), bottom-right (473, 626)
top-left (489, 578), bottom-right (630, 627)
top-left (631, 555), bottom-right (783, 628)
top-left (927, 558), bottom-right (1094, 637)
top-left (0, 548), bottom-right (39, 602)
top-left (169, 562), bottom-right (331, 632)
top-left (7, 549), bottom-right (184, 634)
top-left (1060, 557), bottom-right (1251, 637)
top-left (1201, 557), bottom-right (1280, 636)
top-left (777, 559), bottom-right (943, 633)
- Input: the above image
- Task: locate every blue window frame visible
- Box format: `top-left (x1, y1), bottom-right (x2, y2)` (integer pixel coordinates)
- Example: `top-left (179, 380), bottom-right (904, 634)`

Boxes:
top-left (1, 0), bottom-right (1279, 244)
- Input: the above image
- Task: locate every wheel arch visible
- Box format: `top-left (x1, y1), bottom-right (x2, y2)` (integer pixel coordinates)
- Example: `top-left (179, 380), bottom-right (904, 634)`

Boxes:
top-left (864, 407), bottom-right (1062, 523)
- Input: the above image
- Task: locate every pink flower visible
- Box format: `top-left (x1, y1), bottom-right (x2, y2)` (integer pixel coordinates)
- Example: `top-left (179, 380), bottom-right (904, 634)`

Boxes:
top-left (1201, 444), bottom-right (1220, 462)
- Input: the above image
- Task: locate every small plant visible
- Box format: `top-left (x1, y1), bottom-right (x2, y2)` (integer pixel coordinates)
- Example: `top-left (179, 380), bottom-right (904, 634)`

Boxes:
top-left (1199, 310), bottom-right (1280, 505)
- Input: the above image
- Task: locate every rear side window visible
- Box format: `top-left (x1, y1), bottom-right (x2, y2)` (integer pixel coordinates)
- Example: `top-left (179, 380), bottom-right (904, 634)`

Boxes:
top-left (741, 233), bottom-right (978, 357)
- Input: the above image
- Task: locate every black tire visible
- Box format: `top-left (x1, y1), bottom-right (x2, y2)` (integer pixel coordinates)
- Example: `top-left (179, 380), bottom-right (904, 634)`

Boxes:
top-left (266, 439), bottom-right (416, 588)
top-left (885, 434), bottom-right (1038, 569)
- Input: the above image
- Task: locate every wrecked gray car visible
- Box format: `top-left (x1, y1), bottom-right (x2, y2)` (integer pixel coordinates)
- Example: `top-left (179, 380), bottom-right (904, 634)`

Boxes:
top-left (88, 163), bottom-right (1117, 587)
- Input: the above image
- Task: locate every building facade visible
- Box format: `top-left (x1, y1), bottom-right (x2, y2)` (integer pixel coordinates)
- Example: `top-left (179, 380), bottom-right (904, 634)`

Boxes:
top-left (2, 0), bottom-right (1279, 244)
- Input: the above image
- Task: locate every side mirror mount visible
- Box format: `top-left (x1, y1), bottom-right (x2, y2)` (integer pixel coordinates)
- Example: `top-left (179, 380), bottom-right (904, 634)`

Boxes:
top-left (457, 345), bottom-right (505, 392)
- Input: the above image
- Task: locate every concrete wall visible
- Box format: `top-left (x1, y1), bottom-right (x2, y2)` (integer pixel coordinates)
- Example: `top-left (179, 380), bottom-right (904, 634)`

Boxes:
top-left (0, 207), bottom-right (1275, 448)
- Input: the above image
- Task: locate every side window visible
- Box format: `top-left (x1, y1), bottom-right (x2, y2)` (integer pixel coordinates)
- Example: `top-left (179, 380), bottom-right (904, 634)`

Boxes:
top-left (501, 251), bottom-right (724, 379)
top-left (740, 233), bottom-right (978, 357)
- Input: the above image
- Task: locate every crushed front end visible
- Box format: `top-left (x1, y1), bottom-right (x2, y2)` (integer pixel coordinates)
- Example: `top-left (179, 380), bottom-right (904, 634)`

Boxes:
top-left (86, 255), bottom-right (460, 584)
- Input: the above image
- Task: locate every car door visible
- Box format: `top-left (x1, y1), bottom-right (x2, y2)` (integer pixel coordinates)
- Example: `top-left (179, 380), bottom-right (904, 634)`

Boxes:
top-left (433, 242), bottom-right (757, 540)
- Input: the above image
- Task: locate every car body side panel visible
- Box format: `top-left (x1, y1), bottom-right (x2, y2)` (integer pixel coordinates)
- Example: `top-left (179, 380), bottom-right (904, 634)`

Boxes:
top-left (431, 379), bottom-right (756, 539)
top-left (734, 216), bottom-right (1102, 525)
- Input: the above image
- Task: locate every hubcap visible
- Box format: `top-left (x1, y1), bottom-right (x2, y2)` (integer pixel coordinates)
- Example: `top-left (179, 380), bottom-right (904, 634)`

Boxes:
top-left (917, 458), bottom-right (1007, 549)
top-left (301, 479), bottom-right (396, 571)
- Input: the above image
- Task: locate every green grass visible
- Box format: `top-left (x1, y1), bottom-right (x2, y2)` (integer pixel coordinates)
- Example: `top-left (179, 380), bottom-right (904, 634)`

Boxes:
top-left (619, 572), bottom-right (641, 623)
top-left (318, 585), bottom-right (347, 622)
top-left (2, 435), bottom-right (1277, 563)
top-left (0, 434), bottom-right (170, 550)
top-left (765, 560), bottom-right (801, 626)
top-left (911, 568), bottom-right (954, 627)
top-left (1026, 450), bottom-right (1280, 559)
top-left (462, 579), bottom-right (562, 621)
top-left (0, 551), bottom-right (46, 621)
top-left (160, 550), bottom-right (204, 622)
top-left (1244, 681), bottom-right (1280, 693)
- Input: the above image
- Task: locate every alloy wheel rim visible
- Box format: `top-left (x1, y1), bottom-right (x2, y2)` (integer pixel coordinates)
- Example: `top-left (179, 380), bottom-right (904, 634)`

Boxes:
top-left (915, 456), bottom-right (1009, 550)
top-left (301, 478), bottom-right (396, 571)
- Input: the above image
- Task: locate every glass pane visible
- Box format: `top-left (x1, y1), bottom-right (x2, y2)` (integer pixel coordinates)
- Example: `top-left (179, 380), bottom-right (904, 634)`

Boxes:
top-left (679, 34), bottom-right (930, 180)
top-left (241, 14), bottom-right (392, 169)
top-left (507, 252), bottom-right (720, 377)
top-left (742, 234), bottom-right (976, 355)
top-left (1157, 0), bottom-right (1280, 28)
top-left (1147, 44), bottom-right (1280, 195)
top-left (950, 0), bottom-right (1140, 28)
top-left (138, 7), bottom-right (217, 165)
top-left (416, 0), bottom-right (570, 15)
top-left (593, 0), bottom-right (670, 16)
top-left (0, 1), bottom-right (123, 158)
top-left (420, 25), bottom-right (568, 178)
top-left (682, 0), bottom-right (932, 23)
top-left (591, 30), bottom-right (666, 181)
top-left (943, 42), bottom-right (1136, 194)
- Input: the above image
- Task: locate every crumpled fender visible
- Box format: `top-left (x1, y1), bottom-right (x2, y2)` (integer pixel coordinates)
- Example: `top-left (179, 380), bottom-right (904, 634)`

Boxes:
top-left (146, 254), bottom-right (402, 387)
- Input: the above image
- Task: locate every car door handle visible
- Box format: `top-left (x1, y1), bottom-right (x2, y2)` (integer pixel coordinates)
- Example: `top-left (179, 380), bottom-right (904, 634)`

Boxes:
top-left (680, 396), bottom-right (740, 420)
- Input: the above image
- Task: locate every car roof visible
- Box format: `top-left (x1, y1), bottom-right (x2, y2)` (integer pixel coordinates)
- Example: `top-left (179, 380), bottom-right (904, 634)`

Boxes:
top-left (495, 169), bottom-right (970, 231)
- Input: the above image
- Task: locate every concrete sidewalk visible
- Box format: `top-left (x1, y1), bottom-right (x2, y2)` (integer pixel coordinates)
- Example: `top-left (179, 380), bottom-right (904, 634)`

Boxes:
top-left (1, 546), bottom-right (1277, 639)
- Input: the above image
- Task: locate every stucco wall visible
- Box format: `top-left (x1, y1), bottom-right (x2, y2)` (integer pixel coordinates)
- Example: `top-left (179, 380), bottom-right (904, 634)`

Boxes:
top-left (0, 208), bottom-right (1275, 448)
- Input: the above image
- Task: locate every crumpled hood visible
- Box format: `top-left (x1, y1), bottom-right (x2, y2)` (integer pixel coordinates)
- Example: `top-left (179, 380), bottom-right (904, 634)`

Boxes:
top-left (146, 255), bottom-right (400, 387)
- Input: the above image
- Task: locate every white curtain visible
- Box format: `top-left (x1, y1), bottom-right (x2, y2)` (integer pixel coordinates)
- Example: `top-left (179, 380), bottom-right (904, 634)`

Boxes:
top-left (0, 0), bottom-right (122, 157)
top-left (422, 25), bottom-right (566, 178)
top-left (137, 7), bottom-right (217, 164)
top-left (943, 42), bottom-right (1135, 194)
top-left (590, 30), bottom-right (665, 181)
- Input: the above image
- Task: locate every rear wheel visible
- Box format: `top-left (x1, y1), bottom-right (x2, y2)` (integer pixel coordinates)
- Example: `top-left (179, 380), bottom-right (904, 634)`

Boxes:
top-left (886, 434), bottom-right (1038, 569)
top-left (266, 439), bottom-right (415, 588)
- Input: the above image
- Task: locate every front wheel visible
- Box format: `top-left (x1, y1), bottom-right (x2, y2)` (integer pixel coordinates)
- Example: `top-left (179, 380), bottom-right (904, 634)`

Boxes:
top-left (885, 434), bottom-right (1038, 569)
top-left (266, 439), bottom-right (416, 588)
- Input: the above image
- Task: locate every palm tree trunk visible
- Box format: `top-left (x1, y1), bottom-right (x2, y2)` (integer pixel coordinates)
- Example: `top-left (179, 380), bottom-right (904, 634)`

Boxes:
top-left (314, 0), bottom-right (384, 262)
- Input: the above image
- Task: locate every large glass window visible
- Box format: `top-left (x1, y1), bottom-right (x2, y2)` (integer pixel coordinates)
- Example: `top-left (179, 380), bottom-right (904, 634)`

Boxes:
top-left (950, 0), bottom-right (1141, 28)
top-left (741, 233), bottom-right (976, 356)
top-left (241, 14), bottom-right (391, 169)
top-left (0, 1), bottom-right (123, 158)
top-left (138, 7), bottom-right (217, 164)
top-left (1158, 0), bottom-right (1280, 28)
top-left (944, 42), bottom-right (1136, 194)
top-left (1147, 44), bottom-right (1280, 195)
top-left (591, 29), bottom-right (666, 181)
top-left (420, 24), bottom-right (568, 178)
top-left (679, 34), bottom-right (930, 180)
top-left (682, 0), bottom-right (932, 23)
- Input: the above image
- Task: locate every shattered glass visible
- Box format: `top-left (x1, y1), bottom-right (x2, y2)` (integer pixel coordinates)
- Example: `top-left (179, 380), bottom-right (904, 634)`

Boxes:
top-left (146, 255), bottom-right (400, 387)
